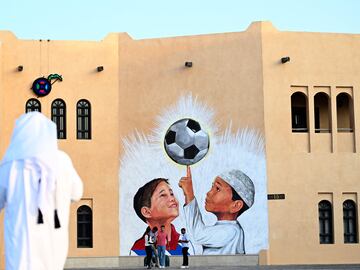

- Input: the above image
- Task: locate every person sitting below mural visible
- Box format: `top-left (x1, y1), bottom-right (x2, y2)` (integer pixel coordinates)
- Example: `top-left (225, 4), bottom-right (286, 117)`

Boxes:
top-left (179, 166), bottom-right (254, 255)
top-left (131, 178), bottom-right (182, 256)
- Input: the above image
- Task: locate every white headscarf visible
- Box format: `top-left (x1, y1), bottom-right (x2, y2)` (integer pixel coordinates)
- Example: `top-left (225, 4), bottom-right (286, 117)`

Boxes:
top-left (1, 112), bottom-right (59, 218)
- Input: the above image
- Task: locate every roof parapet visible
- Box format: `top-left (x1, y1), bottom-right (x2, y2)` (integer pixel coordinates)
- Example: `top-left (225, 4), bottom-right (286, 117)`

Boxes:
top-left (246, 21), bottom-right (278, 33)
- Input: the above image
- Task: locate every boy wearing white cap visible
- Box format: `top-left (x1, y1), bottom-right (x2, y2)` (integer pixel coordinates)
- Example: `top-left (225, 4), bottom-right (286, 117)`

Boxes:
top-left (179, 166), bottom-right (254, 255)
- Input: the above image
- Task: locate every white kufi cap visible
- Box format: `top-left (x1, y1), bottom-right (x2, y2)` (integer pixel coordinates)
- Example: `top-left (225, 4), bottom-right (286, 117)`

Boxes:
top-left (219, 169), bottom-right (255, 208)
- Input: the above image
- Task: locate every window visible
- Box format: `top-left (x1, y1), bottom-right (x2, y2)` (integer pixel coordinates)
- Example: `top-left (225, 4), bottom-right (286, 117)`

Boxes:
top-left (343, 200), bottom-right (358, 243)
top-left (291, 92), bottom-right (308, 132)
top-left (25, 98), bottom-right (41, 113)
top-left (51, 99), bottom-right (66, 139)
top-left (337, 93), bottom-right (354, 132)
top-left (77, 205), bottom-right (93, 248)
top-left (319, 200), bottom-right (333, 244)
top-left (77, 99), bottom-right (91, 139)
top-left (314, 92), bottom-right (331, 133)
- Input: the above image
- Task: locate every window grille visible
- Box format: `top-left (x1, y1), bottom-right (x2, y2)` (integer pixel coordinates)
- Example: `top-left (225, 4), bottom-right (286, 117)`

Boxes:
top-left (51, 99), bottom-right (66, 139)
top-left (343, 200), bottom-right (358, 243)
top-left (77, 99), bottom-right (91, 139)
top-left (25, 98), bottom-right (41, 113)
top-left (77, 205), bottom-right (93, 248)
top-left (319, 200), bottom-right (333, 244)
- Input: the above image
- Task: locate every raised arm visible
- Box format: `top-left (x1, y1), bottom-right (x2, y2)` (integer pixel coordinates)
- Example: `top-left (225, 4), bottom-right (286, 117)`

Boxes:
top-left (178, 166), bottom-right (194, 205)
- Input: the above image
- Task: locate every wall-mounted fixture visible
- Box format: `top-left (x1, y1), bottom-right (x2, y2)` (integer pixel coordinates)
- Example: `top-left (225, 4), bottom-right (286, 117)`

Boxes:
top-left (31, 74), bottom-right (63, 97)
top-left (281, 57), bottom-right (290, 64)
top-left (185, 62), bottom-right (193, 68)
top-left (97, 66), bottom-right (104, 72)
top-left (17, 65), bottom-right (24, 72)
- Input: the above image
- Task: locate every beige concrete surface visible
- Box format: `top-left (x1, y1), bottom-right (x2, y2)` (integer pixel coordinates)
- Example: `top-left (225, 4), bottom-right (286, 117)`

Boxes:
top-left (1, 21), bottom-right (360, 267)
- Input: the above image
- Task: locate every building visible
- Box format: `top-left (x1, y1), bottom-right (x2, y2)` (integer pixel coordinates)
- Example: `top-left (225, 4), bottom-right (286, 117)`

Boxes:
top-left (0, 21), bottom-right (360, 267)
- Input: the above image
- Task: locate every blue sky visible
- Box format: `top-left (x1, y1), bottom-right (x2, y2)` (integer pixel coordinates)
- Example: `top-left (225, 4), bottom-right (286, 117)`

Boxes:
top-left (0, 0), bottom-right (359, 41)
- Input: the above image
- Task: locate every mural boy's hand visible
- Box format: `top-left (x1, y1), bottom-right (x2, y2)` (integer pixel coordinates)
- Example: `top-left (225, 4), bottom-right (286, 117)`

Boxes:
top-left (179, 165), bottom-right (195, 205)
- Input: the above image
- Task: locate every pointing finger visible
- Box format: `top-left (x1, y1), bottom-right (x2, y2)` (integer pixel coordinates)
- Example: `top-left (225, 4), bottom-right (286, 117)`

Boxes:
top-left (187, 165), bottom-right (192, 179)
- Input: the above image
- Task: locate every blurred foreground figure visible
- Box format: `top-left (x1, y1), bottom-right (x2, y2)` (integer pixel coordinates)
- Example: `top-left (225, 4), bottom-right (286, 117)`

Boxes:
top-left (0, 112), bottom-right (83, 270)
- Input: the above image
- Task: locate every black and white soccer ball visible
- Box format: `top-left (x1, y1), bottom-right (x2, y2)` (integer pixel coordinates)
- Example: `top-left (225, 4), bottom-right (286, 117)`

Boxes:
top-left (164, 118), bottom-right (210, 165)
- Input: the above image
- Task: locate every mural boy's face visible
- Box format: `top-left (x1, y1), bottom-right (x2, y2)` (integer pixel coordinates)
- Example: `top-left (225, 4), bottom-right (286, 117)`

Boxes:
top-left (147, 181), bottom-right (179, 222)
top-left (205, 177), bottom-right (234, 214)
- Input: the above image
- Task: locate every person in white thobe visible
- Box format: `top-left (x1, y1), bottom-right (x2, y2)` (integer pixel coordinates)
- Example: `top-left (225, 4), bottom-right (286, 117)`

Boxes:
top-left (179, 166), bottom-right (254, 255)
top-left (183, 198), bottom-right (245, 255)
top-left (0, 112), bottom-right (83, 270)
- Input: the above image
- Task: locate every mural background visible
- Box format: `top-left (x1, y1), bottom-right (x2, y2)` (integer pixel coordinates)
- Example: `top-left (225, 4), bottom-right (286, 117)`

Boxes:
top-left (119, 94), bottom-right (268, 255)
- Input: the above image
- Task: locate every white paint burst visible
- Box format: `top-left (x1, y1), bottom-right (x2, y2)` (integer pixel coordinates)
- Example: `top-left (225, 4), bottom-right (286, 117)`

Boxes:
top-left (119, 93), bottom-right (268, 255)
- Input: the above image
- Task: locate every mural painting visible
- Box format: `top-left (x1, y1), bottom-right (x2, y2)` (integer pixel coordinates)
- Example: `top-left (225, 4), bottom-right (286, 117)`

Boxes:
top-left (120, 94), bottom-right (268, 256)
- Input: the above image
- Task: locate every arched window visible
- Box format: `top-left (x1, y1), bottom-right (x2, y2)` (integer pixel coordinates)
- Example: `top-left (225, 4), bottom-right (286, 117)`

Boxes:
top-left (291, 92), bottom-right (308, 132)
top-left (51, 99), bottom-right (66, 139)
top-left (337, 93), bottom-right (354, 132)
top-left (77, 205), bottom-right (93, 248)
top-left (343, 200), bottom-right (358, 243)
top-left (25, 98), bottom-right (41, 113)
top-left (77, 99), bottom-right (91, 139)
top-left (319, 200), bottom-right (333, 244)
top-left (314, 92), bottom-right (331, 133)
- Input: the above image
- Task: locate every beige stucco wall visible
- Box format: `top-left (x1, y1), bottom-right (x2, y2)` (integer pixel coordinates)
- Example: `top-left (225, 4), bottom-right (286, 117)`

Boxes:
top-left (0, 24), bottom-right (265, 265)
top-left (117, 23), bottom-right (264, 138)
top-left (0, 23), bottom-right (266, 265)
top-left (0, 32), bottom-right (121, 263)
top-left (1, 21), bottom-right (360, 267)
top-left (261, 21), bottom-right (360, 264)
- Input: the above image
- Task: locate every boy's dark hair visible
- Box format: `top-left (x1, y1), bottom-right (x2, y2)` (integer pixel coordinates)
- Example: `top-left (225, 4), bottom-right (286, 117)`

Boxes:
top-left (231, 187), bottom-right (249, 217)
top-left (133, 178), bottom-right (169, 222)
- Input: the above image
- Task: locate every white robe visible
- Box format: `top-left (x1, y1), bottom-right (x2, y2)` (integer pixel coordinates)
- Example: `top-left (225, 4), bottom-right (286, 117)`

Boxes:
top-left (183, 198), bottom-right (245, 255)
top-left (0, 112), bottom-right (83, 270)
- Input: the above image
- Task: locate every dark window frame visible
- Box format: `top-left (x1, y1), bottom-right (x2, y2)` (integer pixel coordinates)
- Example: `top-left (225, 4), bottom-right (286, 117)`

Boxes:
top-left (336, 92), bottom-right (354, 133)
top-left (291, 92), bottom-right (308, 133)
top-left (319, 200), bottom-right (334, 244)
top-left (77, 205), bottom-right (93, 248)
top-left (314, 92), bottom-right (331, 133)
top-left (51, 99), bottom-right (66, 139)
top-left (25, 98), bottom-right (41, 113)
top-left (343, 199), bottom-right (358, 244)
top-left (77, 99), bottom-right (91, 140)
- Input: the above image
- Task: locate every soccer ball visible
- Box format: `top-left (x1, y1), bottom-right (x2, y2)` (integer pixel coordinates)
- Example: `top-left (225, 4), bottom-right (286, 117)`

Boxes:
top-left (164, 118), bottom-right (210, 165)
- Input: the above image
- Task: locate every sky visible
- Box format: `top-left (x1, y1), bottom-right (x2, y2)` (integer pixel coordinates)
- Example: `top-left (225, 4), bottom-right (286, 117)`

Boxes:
top-left (0, 0), bottom-right (359, 41)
